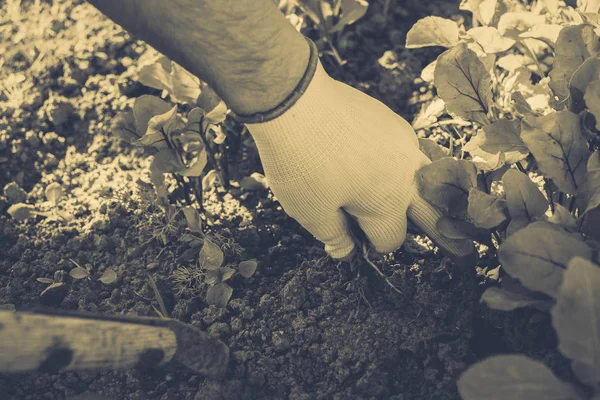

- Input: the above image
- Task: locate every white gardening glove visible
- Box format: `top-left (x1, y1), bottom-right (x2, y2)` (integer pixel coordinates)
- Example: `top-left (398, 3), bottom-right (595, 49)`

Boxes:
top-left (245, 60), bottom-right (477, 265)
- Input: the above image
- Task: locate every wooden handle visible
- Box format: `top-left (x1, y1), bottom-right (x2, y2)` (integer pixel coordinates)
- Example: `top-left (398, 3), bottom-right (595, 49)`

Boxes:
top-left (0, 311), bottom-right (178, 373)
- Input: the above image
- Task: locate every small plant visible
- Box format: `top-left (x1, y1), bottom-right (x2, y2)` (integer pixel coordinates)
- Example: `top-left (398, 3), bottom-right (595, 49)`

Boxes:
top-left (406, 0), bottom-right (600, 398)
top-left (7, 182), bottom-right (74, 223)
top-left (69, 259), bottom-right (118, 285)
top-left (173, 208), bottom-right (257, 307)
top-left (281, 0), bottom-right (369, 66)
top-left (36, 277), bottom-right (65, 297)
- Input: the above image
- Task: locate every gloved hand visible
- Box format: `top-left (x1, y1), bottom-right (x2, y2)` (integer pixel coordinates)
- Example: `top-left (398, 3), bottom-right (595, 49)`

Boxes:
top-left (246, 60), bottom-right (477, 265)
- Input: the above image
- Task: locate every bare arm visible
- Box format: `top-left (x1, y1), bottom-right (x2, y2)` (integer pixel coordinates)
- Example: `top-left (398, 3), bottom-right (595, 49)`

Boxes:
top-left (87, 0), bottom-right (310, 116)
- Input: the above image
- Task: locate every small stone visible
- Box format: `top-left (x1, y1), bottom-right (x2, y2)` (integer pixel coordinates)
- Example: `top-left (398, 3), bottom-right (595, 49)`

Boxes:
top-left (3, 182), bottom-right (27, 204)
top-left (208, 322), bottom-right (231, 339)
top-left (271, 331), bottom-right (290, 352)
top-left (282, 276), bottom-right (306, 311)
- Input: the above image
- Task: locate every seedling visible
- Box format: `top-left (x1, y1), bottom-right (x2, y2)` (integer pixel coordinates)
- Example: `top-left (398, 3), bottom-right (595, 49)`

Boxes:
top-left (69, 259), bottom-right (118, 285)
top-left (7, 182), bottom-right (74, 223)
top-left (173, 236), bottom-right (257, 308)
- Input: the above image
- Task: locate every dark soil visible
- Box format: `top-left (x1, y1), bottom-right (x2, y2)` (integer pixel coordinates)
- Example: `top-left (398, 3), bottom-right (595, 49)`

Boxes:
top-left (0, 1), bottom-right (570, 399)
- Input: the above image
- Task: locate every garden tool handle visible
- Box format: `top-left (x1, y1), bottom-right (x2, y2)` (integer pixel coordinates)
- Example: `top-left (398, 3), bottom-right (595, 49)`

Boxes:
top-left (0, 309), bottom-right (229, 379)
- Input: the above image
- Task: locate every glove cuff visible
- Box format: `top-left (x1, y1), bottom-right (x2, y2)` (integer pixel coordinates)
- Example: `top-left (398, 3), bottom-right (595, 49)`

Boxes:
top-left (230, 37), bottom-right (319, 124)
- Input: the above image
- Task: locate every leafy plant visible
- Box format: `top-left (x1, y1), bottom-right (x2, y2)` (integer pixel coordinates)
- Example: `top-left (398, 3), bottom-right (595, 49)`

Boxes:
top-left (407, 0), bottom-right (600, 398)
top-left (68, 259), bottom-right (118, 285)
top-left (279, 0), bottom-right (369, 66)
top-left (7, 182), bottom-right (74, 223)
top-left (173, 225), bottom-right (257, 308)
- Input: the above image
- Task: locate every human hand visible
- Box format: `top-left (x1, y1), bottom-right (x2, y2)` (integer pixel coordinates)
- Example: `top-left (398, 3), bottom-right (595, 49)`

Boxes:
top-left (245, 60), bottom-right (477, 265)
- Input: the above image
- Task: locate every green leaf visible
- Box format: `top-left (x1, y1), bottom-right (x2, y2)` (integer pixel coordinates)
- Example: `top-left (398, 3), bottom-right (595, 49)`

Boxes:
top-left (549, 25), bottom-right (600, 104)
top-left (111, 111), bottom-right (140, 143)
top-left (40, 282), bottom-right (63, 297)
top-left (580, 12), bottom-right (600, 28)
top-left (577, 151), bottom-right (600, 216)
top-left (329, 0), bottom-right (368, 33)
top-left (569, 56), bottom-right (600, 114)
top-left (220, 267), bottom-right (236, 282)
top-left (179, 150), bottom-right (207, 177)
top-left (202, 169), bottom-right (220, 191)
top-left (519, 24), bottom-right (563, 45)
top-left (138, 56), bottom-right (172, 93)
top-left (182, 206), bottom-right (202, 234)
top-left (521, 111), bottom-right (590, 194)
top-left (405, 17), bottom-right (461, 49)
top-left (69, 267), bottom-right (89, 280)
top-left (418, 138), bottom-right (450, 162)
top-left (552, 257), bottom-right (600, 387)
top-left (497, 12), bottom-right (547, 39)
top-left (467, 188), bottom-right (509, 229)
top-left (480, 287), bottom-right (547, 311)
top-left (133, 95), bottom-right (172, 138)
top-left (502, 169), bottom-right (548, 224)
top-left (45, 182), bottom-right (63, 206)
top-left (187, 107), bottom-right (205, 126)
top-left (434, 43), bottom-right (493, 126)
top-left (511, 92), bottom-right (536, 116)
top-left (206, 283), bottom-right (233, 308)
top-left (36, 277), bottom-right (54, 284)
top-left (477, 0), bottom-right (501, 26)
top-left (204, 269), bottom-right (221, 286)
top-left (436, 216), bottom-right (491, 242)
top-left (197, 83), bottom-right (223, 115)
top-left (238, 260), bottom-right (258, 278)
top-left (417, 158), bottom-right (478, 218)
top-left (151, 148), bottom-right (186, 174)
top-left (585, 79), bottom-right (600, 130)
top-left (98, 269), bottom-right (117, 284)
top-left (412, 98), bottom-right (446, 131)
top-left (7, 203), bottom-right (36, 221)
top-left (138, 105), bottom-right (179, 149)
top-left (205, 101), bottom-right (228, 125)
top-left (578, 0), bottom-right (600, 13)
top-left (498, 221), bottom-right (591, 298)
top-left (200, 238), bottom-right (224, 270)
top-left (457, 355), bottom-right (583, 400)
top-left (466, 27), bottom-right (515, 54)
top-left (545, 204), bottom-right (578, 231)
top-left (170, 63), bottom-right (201, 104)
top-left (463, 119), bottom-right (528, 165)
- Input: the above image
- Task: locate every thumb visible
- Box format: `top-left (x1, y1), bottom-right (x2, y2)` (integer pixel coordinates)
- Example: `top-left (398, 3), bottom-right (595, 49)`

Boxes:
top-left (407, 194), bottom-right (479, 266)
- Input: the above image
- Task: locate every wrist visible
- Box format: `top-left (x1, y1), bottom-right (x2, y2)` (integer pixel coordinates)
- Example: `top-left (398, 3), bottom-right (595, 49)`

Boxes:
top-left (224, 33), bottom-right (311, 116)
top-left (232, 37), bottom-right (317, 123)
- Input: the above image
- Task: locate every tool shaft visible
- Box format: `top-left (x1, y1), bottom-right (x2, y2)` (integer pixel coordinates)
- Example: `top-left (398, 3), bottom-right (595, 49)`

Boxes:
top-left (0, 311), bottom-right (177, 373)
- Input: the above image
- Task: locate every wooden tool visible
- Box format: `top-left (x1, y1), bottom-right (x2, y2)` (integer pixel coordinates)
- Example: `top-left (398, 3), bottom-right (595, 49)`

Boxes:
top-left (0, 307), bottom-right (229, 379)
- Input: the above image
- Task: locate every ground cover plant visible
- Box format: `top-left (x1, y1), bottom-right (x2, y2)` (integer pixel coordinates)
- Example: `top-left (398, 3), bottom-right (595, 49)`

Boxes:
top-left (406, 0), bottom-right (600, 398)
top-left (1, 0), bottom-right (599, 399)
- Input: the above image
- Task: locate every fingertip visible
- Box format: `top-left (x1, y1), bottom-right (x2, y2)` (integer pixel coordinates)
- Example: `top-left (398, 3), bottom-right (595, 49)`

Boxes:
top-left (325, 243), bottom-right (355, 261)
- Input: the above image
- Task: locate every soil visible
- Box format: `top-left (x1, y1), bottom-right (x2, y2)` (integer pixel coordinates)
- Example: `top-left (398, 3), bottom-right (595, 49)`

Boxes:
top-left (0, 1), bottom-right (572, 399)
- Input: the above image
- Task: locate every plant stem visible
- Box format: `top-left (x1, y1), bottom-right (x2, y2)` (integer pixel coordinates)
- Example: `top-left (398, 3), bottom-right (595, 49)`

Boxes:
top-left (492, 231), bottom-right (502, 247)
top-left (160, 128), bottom-right (192, 206)
top-left (191, 177), bottom-right (204, 212)
top-left (195, 121), bottom-right (221, 180)
top-left (544, 178), bottom-right (555, 213)
top-left (362, 243), bottom-right (402, 295)
top-left (520, 41), bottom-right (545, 78)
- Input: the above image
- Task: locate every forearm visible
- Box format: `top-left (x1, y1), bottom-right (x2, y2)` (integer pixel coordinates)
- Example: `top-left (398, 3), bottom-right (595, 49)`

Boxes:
top-left (87, 0), bottom-right (310, 115)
